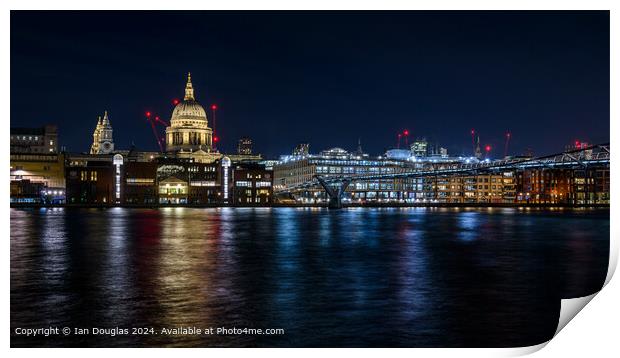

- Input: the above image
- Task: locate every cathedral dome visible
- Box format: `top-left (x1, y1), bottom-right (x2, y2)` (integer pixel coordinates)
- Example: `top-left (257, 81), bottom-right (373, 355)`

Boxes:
top-left (171, 100), bottom-right (207, 122)
top-left (166, 73), bottom-right (214, 153)
top-left (170, 73), bottom-right (208, 128)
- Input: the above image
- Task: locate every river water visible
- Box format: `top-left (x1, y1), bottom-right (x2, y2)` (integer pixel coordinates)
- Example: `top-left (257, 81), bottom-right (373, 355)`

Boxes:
top-left (10, 207), bottom-right (609, 347)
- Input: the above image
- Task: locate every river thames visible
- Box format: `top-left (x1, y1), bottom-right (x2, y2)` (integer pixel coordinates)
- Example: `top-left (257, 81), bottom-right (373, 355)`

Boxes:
top-left (10, 207), bottom-right (609, 347)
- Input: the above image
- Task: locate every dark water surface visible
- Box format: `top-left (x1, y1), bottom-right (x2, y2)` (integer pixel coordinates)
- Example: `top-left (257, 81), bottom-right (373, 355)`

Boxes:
top-left (10, 207), bottom-right (609, 347)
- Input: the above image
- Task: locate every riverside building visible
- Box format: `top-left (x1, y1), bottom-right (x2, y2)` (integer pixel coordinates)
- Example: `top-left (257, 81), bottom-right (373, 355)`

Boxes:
top-left (11, 125), bottom-right (58, 154)
top-left (64, 151), bottom-right (273, 205)
top-left (10, 125), bottom-right (65, 203)
top-left (273, 147), bottom-right (423, 202)
top-left (272, 145), bottom-right (609, 205)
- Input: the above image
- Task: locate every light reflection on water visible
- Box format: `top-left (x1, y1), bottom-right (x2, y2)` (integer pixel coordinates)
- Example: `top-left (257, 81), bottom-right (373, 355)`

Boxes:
top-left (10, 207), bottom-right (609, 347)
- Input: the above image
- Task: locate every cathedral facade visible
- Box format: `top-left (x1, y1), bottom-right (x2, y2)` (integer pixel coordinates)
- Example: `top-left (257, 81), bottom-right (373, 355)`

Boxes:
top-left (165, 73), bottom-right (214, 153)
top-left (90, 111), bottom-right (114, 154)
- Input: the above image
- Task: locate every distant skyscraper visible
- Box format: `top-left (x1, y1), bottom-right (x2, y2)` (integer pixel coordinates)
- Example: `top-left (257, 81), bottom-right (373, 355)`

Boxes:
top-left (292, 143), bottom-right (310, 157)
top-left (411, 139), bottom-right (428, 158)
top-left (474, 135), bottom-right (482, 159)
top-left (237, 137), bottom-right (253, 155)
top-left (355, 138), bottom-right (365, 156)
top-left (90, 111), bottom-right (114, 154)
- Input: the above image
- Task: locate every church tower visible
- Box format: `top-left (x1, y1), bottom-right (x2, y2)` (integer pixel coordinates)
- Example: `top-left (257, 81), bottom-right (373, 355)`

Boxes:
top-left (90, 111), bottom-right (115, 154)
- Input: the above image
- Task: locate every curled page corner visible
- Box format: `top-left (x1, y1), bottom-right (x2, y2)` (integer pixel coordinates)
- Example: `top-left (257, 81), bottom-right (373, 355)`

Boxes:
top-left (499, 293), bottom-right (600, 357)
top-left (554, 292), bottom-right (598, 337)
top-left (499, 341), bottom-right (549, 357)
top-left (604, 232), bottom-right (618, 287)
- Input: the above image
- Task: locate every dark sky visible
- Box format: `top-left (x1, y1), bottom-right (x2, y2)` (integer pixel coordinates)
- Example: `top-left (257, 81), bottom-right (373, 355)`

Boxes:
top-left (11, 11), bottom-right (609, 158)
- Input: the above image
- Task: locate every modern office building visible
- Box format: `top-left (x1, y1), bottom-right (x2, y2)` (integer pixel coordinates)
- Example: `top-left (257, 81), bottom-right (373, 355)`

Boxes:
top-left (156, 156), bottom-right (221, 204)
top-left (292, 143), bottom-right (310, 156)
top-left (410, 138), bottom-right (428, 158)
top-left (123, 161), bottom-right (158, 204)
top-left (237, 137), bottom-right (253, 155)
top-left (65, 159), bottom-right (115, 204)
top-left (273, 146), bottom-right (423, 202)
top-left (63, 151), bottom-right (273, 205)
top-left (273, 142), bottom-right (608, 204)
top-left (231, 163), bottom-right (273, 204)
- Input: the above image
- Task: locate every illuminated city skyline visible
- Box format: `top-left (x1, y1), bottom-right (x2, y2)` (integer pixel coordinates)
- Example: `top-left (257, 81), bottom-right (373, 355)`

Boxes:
top-left (11, 11), bottom-right (610, 157)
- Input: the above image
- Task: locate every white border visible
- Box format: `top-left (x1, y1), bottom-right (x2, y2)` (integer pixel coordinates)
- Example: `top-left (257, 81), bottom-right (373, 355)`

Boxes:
top-left (3, 1), bottom-right (617, 357)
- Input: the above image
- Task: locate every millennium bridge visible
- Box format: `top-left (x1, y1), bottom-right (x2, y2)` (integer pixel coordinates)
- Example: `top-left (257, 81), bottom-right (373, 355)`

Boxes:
top-left (277, 143), bottom-right (610, 208)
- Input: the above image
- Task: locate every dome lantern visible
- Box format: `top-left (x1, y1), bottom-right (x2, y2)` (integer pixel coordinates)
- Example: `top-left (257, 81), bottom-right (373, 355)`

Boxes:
top-left (184, 72), bottom-right (195, 101)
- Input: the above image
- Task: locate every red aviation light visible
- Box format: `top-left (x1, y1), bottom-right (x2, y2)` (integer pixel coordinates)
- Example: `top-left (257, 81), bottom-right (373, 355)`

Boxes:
top-left (213, 136), bottom-right (220, 143)
top-left (172, 99), bottom-right (180, 105)
top-left (403, 129), bottom-right (410, 136)
top-left (211, 104), bottom-right (218, 110)
top-left (145, 111), bottom-right (152, 118)
top-left (485, 145), bottom-right (491, 152)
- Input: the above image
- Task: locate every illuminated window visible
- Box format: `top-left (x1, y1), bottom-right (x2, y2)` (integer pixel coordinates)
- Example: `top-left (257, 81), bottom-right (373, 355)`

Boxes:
top-left (126, 178), bottom-right (155, 185)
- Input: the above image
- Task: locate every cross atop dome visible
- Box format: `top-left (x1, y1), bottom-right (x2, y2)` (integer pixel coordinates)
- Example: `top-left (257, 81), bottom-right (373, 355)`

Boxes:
top-left (184, 72), bottom-right (195, 101)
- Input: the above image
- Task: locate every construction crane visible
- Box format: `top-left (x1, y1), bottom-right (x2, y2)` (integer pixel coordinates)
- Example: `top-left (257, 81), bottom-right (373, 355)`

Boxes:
top-left (145, 111), bottom-right (169, 152)
top-left (504, 131), bottom-right (512, 158)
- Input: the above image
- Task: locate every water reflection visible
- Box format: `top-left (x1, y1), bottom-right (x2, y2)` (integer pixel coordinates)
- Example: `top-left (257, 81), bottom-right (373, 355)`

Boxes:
top-left (10, 207), bottom-right (609, 348)
top-left (457, 212), bottom-right (480, 242)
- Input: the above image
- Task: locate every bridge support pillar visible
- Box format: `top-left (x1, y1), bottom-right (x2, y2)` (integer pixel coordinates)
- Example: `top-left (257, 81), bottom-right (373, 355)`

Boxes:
top-left (314, 175), bottom-right (350, 209)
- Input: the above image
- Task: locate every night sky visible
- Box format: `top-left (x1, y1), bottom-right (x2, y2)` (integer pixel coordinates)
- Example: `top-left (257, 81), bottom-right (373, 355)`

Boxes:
top-left (11, 11), bottom-right (609, 158)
